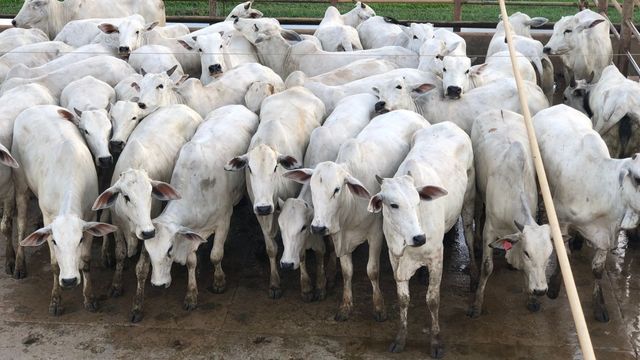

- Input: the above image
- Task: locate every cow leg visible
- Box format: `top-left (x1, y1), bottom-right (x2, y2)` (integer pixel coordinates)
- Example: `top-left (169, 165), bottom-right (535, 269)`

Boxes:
top-left (368, 232), bottom-right (386, 322)
top-left (335, 253), bottom-right (354, 321)
top-left (548, 225), bottom-right (571, 300)
top-left (426, 251), bottom-right (445, 359)
top-left (130, 247), bottom-right (150, 323)
top-left (109, 228), bottom-right (127, 297)
top-left (464, 167), bottom-right (478, 291)
top-left (389, 280), bottom-right (409, 353)
top-left (209, 219), bottom-right (230, 294)
top-left (49, 254), bottom-right (63, 316)
top-left (325, 236), bottom-right (337, 289)
top-left (468, 224), bottom-right (495, 318)
top-left (592, 248), bottom-right (609, 322)
top-left (313, 242), bottom-right (327, 301)
top-left (3, 191), bottom-right (15, 275)
top-left (300, 253), bottom-right (313, 302)
top-left (81, 238), bottom-right (98, 312)
top-left (184, 251), bottom-right (198, 311)
top-left (13, 189), bottom-right (29, 279)
top-left (260, 215), bottom-right (281, 299)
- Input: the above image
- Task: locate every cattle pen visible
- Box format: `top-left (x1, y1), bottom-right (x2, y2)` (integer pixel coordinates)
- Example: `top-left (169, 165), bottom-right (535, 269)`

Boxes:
top-left (0, 0), bottom-right (639, 359)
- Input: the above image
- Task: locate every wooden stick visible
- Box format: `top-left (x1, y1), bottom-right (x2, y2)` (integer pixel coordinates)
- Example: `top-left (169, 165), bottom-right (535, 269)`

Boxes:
top-left (497, 2), bottom-right (597, 360)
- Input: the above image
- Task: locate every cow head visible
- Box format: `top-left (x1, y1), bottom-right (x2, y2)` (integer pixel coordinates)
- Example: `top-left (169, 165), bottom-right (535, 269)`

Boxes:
top-left (73, 108), bottom-right (113, 168)
top-left (244, 81), bottom-right (277, 113)
top-left (372, 76), bottom-right (435, 114)
top-left (225, 144), bottom-right (300, 216)
top-left (136, 66), bottom-right (186, 112)
top-left (178, 32), bottom-right (229, 85)
top-left (543, 11), bottom-right (605, 55)
top-left (278, 197), bottom-right (314, 270)
top-left (98, 15), bottom-right (158, 58)
top-left (353, 2), bottom-right (376, 23)
top-left (368, 175), bottom-right (446, 257)
top-left (13, 0), bottom-right (50, 31)
top-left (435, 42), bottom-right (471, 99)
top-left (109, 100), bottom-right (147, 154)
top-left (143, 220), bottom-right (206, 288)
top-left (92, 169), bottom-right (181, 255)
top-left (20, 215), bottom-right (116, 288)
top-left (496, 12), bottom-right (548, 38)
top-left (402, 22), bottom-right (435, 53)
top-left (234, 17), bottom-right (300, 46)
top-left (562, 77), bottom-right (591, 115)
top-left (226, 0), bottom-right (263, 21)
top-left (283, 161), bottom-right (371, 236)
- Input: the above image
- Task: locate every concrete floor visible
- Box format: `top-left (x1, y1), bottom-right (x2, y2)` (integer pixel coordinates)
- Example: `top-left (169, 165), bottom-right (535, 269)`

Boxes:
top-left (0, 200), bottom-right (638, 360)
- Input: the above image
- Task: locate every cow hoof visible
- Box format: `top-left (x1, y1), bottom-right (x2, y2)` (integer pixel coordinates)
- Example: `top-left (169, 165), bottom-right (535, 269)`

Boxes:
top-left (388, 341), bottom-right (405, 353)
top-left (183, 300), bottom-right (197, 311)
top-left (13, 266), bottom-right (26, 279)
top-left (207, 283), bottom-right (226, 294)
top-left (526, 300), bottom-right (541, 313)
top-left (594, 307), bottom-right (610, 323)
top-left (130, 309), bottom-right (144, 323)
top-left (48, 303), bottom-right (64, 316)
top-left (430, 342), bottom-right (445, 359)
top-left (547, 286), bottom-right (560, 300)
top-left (5, 261), bottom-right (14, 275)
top-left (84, 300), bottom-right (99, 313)
top-left (268, 287), bottom-right (282, 299)
top-left (301, 291), bottom-right (314, 303)
top-left (373, 310), bottom-right (387, 322)
top-left (466, 306), bottom-right (481, 318)
top-left (313, 288), bottom-right (326, 302)
top-left (108, 285), bottom-right (123, 298)
top-left (334, 310), bottom-right (350, 322)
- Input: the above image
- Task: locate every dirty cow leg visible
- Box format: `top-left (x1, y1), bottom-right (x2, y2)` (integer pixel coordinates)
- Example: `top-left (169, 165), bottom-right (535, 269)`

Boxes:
top-left (81, 252), bottom-right (98, 312)
top-left (325, 236), bottom-right (337, 289)
top-left (300, 253), bottom-right (314, 302)
top-left (468, 231), bottom-right (495, 318)
top-left (130, 247), bottom-right (150, 323)
top-left (389, 280), bottom-right (409, 353)
top-left (368, 232), bottom-right (386, 322)
top-left (209, 219), bottom-right (230, 294)
top-left (548, 227), bottom-right (571, 300)
top-left (184, 252), bottom-right (198, 311)
top-left (109, 228), bottom-right (127, 297)
top-left (314, 245), bottom-right (327, 301)
top-left (3, 192), bottom-right (15, 275)
top-left (463, 178), bottom-right (478, 292)
top-left (49, 260), bottom-right (64, 316)
top-left (14, 190), bottom-right (29, 279)
top-left (260, 215), bottom-right (281, 299)
top-left (335, 253), bottom-right (354, 321)
top-left (592, 248), bottom-right (609, 322)
top-left (427, 250), bottom-right (445, 359)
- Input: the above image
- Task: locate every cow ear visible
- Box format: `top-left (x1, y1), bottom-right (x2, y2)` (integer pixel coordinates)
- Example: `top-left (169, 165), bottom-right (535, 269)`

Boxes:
top-left (367, 193), bottom-right (383, 213)
top-left (98, 23), bottom-right (119, 34)
top-left (145, 21), bottom-right (159, 31)
top-left (514, 220), bottom-right (525, 232)
top-left (280, 29), bottom-right (302, 42)
top-left (92, 186), bottom-right (120, 210)
top-left (469, 63), bottom-right (488, 77)
top-left (83, 222), bottom-right (118, 237)
top-left (224, 154), bottom-right (248, 171)
top-left (283, 168), bottom-right (313, 184)
top-left (166, 65), bottom-right (178, 77)
top-left (73, 107), bottom-right (83, 118)
top-left (416, 185), bottom-right (448, 201)
top-left (413, 83), bottom-right (435, 94)
top-left (443, 41), bottom-right (460, 56)
top-left (20, 226), bottom-right (51, 247)
top-left (526, 17), bottom-right (548, 27)
top-left (244, 1), bottom-right (251, 9)
top-left (277, 197), bottom-right (285, 211)
top-left (57, 109), bottom-right (75, 122)
top-left (277, 155), bottom-right (301, 170)
top-left (371, 86), bottom-right (379, 94)
top-left (345, 175), bottom-right (371, 198)
top-left (0, 143), bottom-right (18, 168)
top-left (375, 174), bottom-right (384, 185)
top-left (177, 39), bottom-right (194, 51)
top-left (175, 74), bottom-right (189, 86)
top-left (150, 180), bottom-right (181, 201)
top-left (131, 82), bottom-right (140, 92)
top-left (140, 67), bottom-right (147, 76)
top-left (576, 18), bottom-right (605, 32)
top-left (489, 234), bottom-right (520, 250)
top-left (177, 228), bottom-right (207, 244)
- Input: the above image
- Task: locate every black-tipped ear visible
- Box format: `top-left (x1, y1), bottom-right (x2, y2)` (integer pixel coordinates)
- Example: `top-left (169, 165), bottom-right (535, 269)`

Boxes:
top-left (367, 193), bottom-right (383, 213)
top-left (224, 155), bottom-right (248, 171)
top-left (166, 65), bottom-right (178, 77)
top-left (416, 185), bottom-right (447, 201)
top-left (514, 220), bottom-right (525, 232)
top-left (57, 109), bottom-right (75, 122)
top-left (74, 108), bottom-right (82, 117)
top-left (375, 175), bottom-right (383, 185)
top-left (277, 155), bottom-right (300, 170)
top-left (140, 67), bottom-right (147, 76)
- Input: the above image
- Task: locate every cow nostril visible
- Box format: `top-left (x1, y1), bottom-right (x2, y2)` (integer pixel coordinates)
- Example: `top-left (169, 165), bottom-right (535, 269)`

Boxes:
top-left (374, 101), bottom-right (386, 111)
top-left (61, 278), bottom-right (78, 287)
top-left (141, 230), bottom-right (155, 239)
top-left (11, 20), bottom-right (16, 27)
top-left (280, 262), bottom-right (294, 271)
top-left (118, 46), bottom-right (130, 53)
top-left (543, 47), bottom-right (551, 54)
top-left (255, 205), bottom-right (273, 215)
top-left (311, 225), bottom-right (327, 234)
top-left (412, 234), bottom-right (426, 247)
top-left (137, 102), bottom-right (146, 109)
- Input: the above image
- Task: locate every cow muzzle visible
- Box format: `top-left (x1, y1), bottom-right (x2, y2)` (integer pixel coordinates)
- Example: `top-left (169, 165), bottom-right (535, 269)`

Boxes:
top-left (280, 261), bottom-right (294, 271)
top-left (109, 140), bottom-right (126, 153)
top-left (61, 277), bottom-right (79, 289)
top-left (254, 205), bottom-right (273, 216)
top-left (118, 46), bottom-right (131, 58)
top-left (374, 101), bottom-right (389, 114)
top-left (532, 288), bottom-right (547, 296)
top-left (140, 230), bottom-right (156, 240)
top-left (446, 86), bottom-right (462, 99)
top-left (411, 234), bottom-right (426, 247)
top-left (311, 225), bottom-right (328, 235)
top-left (542, 46), bottom-right (552, 55)
top-left (208, 64), bottom-right (223, 77)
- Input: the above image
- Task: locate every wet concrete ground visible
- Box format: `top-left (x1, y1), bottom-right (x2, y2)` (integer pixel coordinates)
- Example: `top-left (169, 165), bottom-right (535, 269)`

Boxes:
top-left (0, 200), bottom-right (638, 359)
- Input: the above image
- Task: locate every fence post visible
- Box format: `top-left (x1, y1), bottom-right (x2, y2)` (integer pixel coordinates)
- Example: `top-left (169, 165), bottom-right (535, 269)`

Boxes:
top-left (453, 0), bottom-right (462, 32)
top-left (209, 0), bottom-right (218, 19)
top-left (331, 0), bottom-right (338, 7)
top-left (617, 0), bottom-right (634, 75)
top-left (597, 0), bottom-right (609, 13)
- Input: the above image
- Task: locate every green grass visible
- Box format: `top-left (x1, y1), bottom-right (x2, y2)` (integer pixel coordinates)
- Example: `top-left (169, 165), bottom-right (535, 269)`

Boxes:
top-left (0, 0), bottom-right (637, 23)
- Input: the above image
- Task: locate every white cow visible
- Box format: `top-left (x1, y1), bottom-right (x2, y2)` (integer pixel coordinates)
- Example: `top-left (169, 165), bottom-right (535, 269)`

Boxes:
top-left (563, 65), bottom-right (640, 158)
top-left (486, 12), bottom-right (548, 57)
top-left (234, 17), bottom-right (418, 79)
top-left (1, 55), bottom-right (136, 100)
top-left (368, 122), bottom-right (474, 358)
top-left (284, 110), bottom-right (428, 322)
top-left (279, 93), bottom-right (377, 301)
top-left (13, 105), bottom-right (117, 315)
top-left (373, 76), bottom-right (549, 134)
top-left (533, 104), bottom-right (640, 323)
top-left (136, 62), bottom-right (284, 117)
top-left (0, 28), bottom-right (49, 53)
top-left (114, 73), bottom-right (143, 101)
top-left (12, 0), bottom-right (166, 39)
top-left (128, 45), bottom-right (185, 77)
top-left (468, 109), bottom-right (552, 318)
top-left (189, 1), bottom-right (264, 37)
top-left (109, 101), bottom-right (148, 154)
top-left (4, 43), bottom-right (115, 81)
top-left (543, 9), bottom-right (611, 82)
top-left (0, 41), bottom-right (73, 82)
top-left (358, 17), bottom-right (433, 52)
top-left (95, 14), bottom-right (162, 58)
top-left (60, 76), bottom-right (116, 168)
top-left (225, 87), bottom-right (325, 299)
top-left (0, 84), bottom-right (54, 278)
top-left (314, 5), bottom-right (366, 51)
top-left (92, 105), bottom-right (201, 302)
top-left (294, 59), bottom-right (398, 86)
top-left (131, 105), bottom-right (259, 322)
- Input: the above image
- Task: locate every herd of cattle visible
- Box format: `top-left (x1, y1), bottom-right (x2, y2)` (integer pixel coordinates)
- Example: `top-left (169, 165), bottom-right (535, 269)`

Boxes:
top-left (0, 0), bottom-right (638, 357)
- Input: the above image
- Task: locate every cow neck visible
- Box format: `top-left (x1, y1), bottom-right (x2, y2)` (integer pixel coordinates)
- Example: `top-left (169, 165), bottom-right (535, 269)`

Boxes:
top-left (50, 0), bottom-right (74, 39)
top-left (255, 36), bottom-right (289, 79)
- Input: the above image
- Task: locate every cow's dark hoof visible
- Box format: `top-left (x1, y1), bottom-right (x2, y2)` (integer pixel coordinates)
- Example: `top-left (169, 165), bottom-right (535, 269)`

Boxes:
top-left (183, 300), bottom-right (197, 311)
top-left (5, 261), bottom-right (14, 275)
top-left (207, 282), bottom-right (226, 294)
top-left (268, 287), bottom-right (282, 299)
top-left (313, 288), bottom-right (326, 301)
top-left (547, 285), bottom-right (560, 299)
top-left (388, 340), bottom-right (405, 353)
top-left (526, 299), bottom-right (541, 313)
top-left (84, 299), bottom-right (99, 313)
top-left (130, 309), bottom-right (144, 323)
top-left (594, 307), bottom-right (610, 323)
top-left (466, 305), bottom-right (481, 318)
top-left (108, 285), bottom-right (123, 298)
top-left (430, 341), bottom-right (445, 359)
top-left (301, 291), bottom-right (314, 303)
top-left (13, 265), bottom-right (26, 279)
top-left (373, 310), bottom-right (387, 322)
top-left (334, 309), bottom-right (350, 322)
top-left (49, 303), bottom-right (64, 316)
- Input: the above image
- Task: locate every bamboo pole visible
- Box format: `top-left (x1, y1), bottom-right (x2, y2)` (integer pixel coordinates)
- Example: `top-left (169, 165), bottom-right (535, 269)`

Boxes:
top-left (497, 2), bottom-right (597, 360)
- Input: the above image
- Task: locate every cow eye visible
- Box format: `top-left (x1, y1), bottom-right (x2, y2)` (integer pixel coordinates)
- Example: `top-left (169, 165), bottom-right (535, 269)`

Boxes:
top-left (219, 45), bottom-right (223, 49)
top-left (523, 250), bottom-right (530, 258)
top-left (390, 203), bottom-right (399, 209)
top-left (167, 245), bottom-right (173, 257)
top-left (442, 67), bottom-right (447, 72)
top-left (198, 48), bottom-right (202, 52)
top-left (247, 165), bottom-right (252, 174)
top-left (395, 85), bottom-right (402, 90)
top-left (132, 116), bottom-right (137, 121)
top-left (52, 239), bottom-right (57, 246)
top-left (465, 69), bottom-right (470, 74)
top-left (79, 237), bottom-right (83, 244)
top-left (83, 129), bottom-right (89, 135)
top-left (333, 187), bottom-right (340, 196)
top-left (136, 30), bottom-right (140, 35)
top-left (563, 96), bottom-right (567, 101)
top-left (300, 225), bottom-right (307, 232)
top-left (124, 195), bottom-right (131, 203)
top-left (157, 84), bottom-right (164, 89)
top-left (564, 29), bottom-right (572, 34)
top-left (274, 165), bottom-right (278, 173)
top-left (412, 35), bottom-right (418, 39)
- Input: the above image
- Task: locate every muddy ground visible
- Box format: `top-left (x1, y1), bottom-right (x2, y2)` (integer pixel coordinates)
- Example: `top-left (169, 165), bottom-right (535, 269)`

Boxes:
top-left (0, 199), bottom-right (638, 360)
